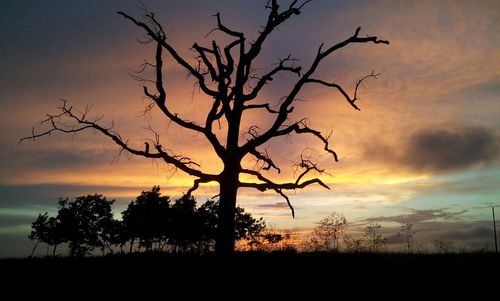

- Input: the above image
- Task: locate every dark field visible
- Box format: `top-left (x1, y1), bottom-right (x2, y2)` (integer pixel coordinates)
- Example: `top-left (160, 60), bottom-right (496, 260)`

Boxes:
top-left (2, 252), bottom-right (498, 292)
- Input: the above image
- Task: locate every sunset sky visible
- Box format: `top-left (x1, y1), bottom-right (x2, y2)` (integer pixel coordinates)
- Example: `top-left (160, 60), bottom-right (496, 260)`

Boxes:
top-left (1, 0), bottom-right (499, 257)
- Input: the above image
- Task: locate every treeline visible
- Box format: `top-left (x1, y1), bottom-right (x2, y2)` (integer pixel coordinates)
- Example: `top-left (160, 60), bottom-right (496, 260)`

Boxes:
top-left (29, 186), bottom-right (285, 257)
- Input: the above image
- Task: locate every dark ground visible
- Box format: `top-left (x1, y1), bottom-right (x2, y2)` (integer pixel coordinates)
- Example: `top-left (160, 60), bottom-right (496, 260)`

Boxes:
top-left (2, 252), bottom-right (498, 296)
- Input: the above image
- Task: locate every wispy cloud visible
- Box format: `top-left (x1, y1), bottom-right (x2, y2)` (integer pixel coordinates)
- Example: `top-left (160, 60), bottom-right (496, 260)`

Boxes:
top-left (361, 208), bottom-right (468, 224)
top-left (253, 202), bottom-right (291, 211)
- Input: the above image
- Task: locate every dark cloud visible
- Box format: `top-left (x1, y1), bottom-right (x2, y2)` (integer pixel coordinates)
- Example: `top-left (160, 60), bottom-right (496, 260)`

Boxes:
top-left (405, 127), bottom-right (499, 172)
top-left (365, 126), bottom-right (500, 174)
top-left (362, 208), bottom-right (468, 224)
top-left (28, 148), bottom-right (113, 169)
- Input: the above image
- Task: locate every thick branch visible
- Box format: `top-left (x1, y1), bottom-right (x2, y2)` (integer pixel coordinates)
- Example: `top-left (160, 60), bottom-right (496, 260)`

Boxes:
top-left (243, 103), bottom-right (278, 114)
top-left (223, 39), bottom-right (240, 80)
top-left (186, 178), bottom-right (216, 197)
top-left (213, 12), bottom-right (244, 39)
top-left (240, 177), bottom-right (330, 191)
top-left (192, 43), bottom-right (218, 81)
top-left (240, 165), bottom-right (330, 217)
top-left (20, 100), bottom-right (217, 182)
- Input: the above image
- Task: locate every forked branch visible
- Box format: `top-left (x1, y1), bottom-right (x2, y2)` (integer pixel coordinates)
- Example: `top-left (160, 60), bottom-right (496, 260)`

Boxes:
top-left (307, 71), bottom-right (380, 110)
top-left (240, 165), bottom-right (329, 217)
top-left (117, 11), bottom-right (219, 98)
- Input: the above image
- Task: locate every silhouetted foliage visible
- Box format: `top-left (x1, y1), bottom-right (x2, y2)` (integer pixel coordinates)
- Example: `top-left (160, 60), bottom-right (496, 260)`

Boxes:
top-left (29, 213), bottom-right (62, 257)
top-left (56, 194), bottom-right (115, 257)
top-left (197, 200), bottom-right (220, 251)
top-left (121, 186), bottom-right (170, 252)
top-left (169, 195), bottom-right (200, 252)
top-left (29, 187), bottom-right (270, 256)
top-left (23, 0), bottom-right (389, 254)
top-left (234, 206), bottom-right (266, 241)
top-left (246, 229), bottom-right (295, 252)
top-left (189, 198), bottom-right (267, 252)
top-left (102, 219), bottom-right (127, 254)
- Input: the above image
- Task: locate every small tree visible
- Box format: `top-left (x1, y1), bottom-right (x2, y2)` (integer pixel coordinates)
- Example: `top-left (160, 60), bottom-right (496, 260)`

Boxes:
top-left (343, 234), bottom-right (364, 253)
top-left (308, 213), bottom-right (347, 252)
top-left (57, 194), bottom-right (115, 257)
top-left (29, 213), bottom-right (62, 257)
top-left (398, 222), bottom-right (416, 253)
top-left (364, 223), bottom-right (387, 252)
top-left (121, 186), bottom-right (171, 252)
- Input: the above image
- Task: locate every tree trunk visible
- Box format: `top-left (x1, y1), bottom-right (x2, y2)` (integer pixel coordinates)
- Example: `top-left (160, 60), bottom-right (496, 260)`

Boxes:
top-left (52, 244), bottom-right (58, 257)
top-left (216, 169), bottom-right (239, 255)
top-left (129, 239), bottom-right (134, 254)
top-left (29, 241), bottom-right (40, 258)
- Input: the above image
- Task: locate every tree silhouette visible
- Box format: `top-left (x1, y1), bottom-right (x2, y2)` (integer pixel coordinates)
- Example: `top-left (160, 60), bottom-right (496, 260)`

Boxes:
top-left (102, 219), bottom-right (128, 254)
top-left (57, 194), bottom-right (115, 257)
top-left (169, 195), bottom-right (201, 252)
top-left (21, 1), bottom-right (389, 254)
top-left (398, 222), bottom-right (416, 253)
top-left (364, 222), bottom-right (387, 252)
top-left (118, 186), bottom-right (267, 253)
top-left (343, 234), bottom-right (364, 253)
top-left (29, 213), bottom-right (61, 257)
top-left (121, 186), bottom-right (171, 252)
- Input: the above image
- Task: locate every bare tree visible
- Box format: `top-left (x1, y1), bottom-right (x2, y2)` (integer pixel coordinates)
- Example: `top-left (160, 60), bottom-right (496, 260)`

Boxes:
top-left (398, 222), bottom-right (416, 253)
top-left (308, 212), bottom-right (347, 252)
top-left (364, 222), bottom-right (387, 252)
top-left (21, 1), bottom-right (388, 254)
